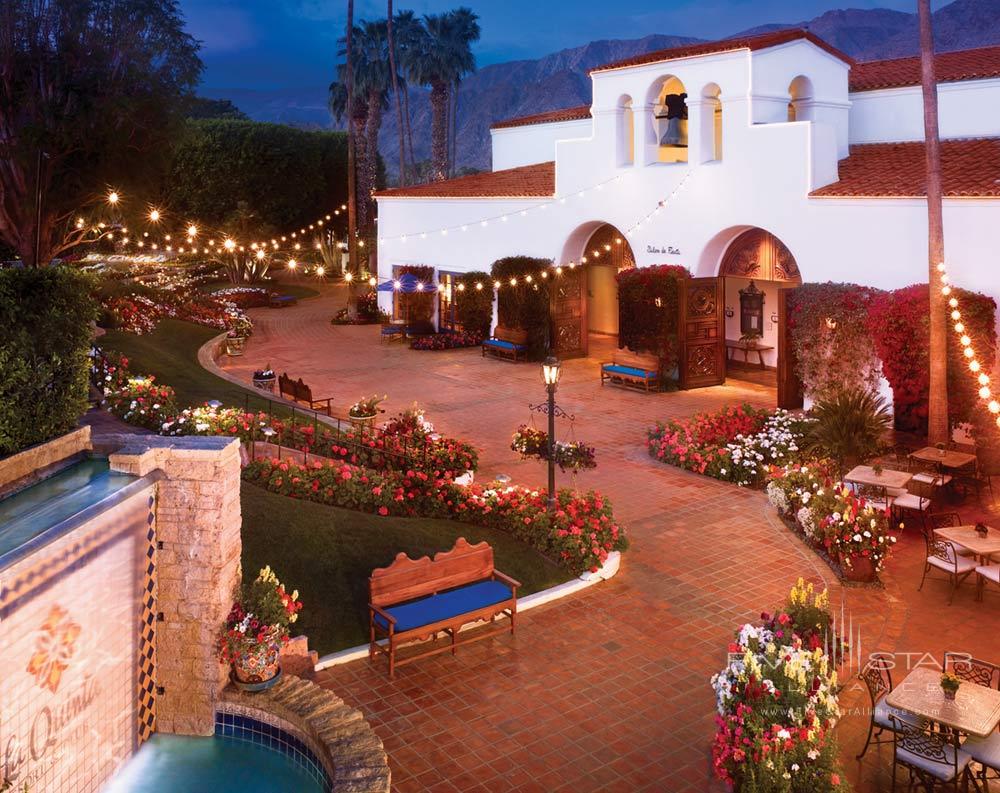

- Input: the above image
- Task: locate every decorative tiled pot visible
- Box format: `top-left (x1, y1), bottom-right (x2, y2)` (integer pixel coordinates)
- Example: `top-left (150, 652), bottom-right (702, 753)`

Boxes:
top-left (226, 336), bottom-right (248, 356)
top-left (231, 645), bottom-right (281, 691)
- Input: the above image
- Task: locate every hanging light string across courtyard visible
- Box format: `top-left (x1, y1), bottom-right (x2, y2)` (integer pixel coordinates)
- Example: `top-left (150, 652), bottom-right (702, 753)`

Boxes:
top-left (75, 188), bottom-right (353, 259)
top-left (371, 172), bottom-right (695, 293)
top-left (936, 261), bottom-right (1000, 429)
top-left (377, 172), bottom-right (629, 245)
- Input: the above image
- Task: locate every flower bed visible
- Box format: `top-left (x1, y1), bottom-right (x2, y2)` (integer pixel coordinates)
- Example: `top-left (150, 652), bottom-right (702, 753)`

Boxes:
top-left (767, 463), bottom-right (898, 581)
top-left (647, 405), bottom-right (810, 487)
top-left (711, 579), bottom-right (847, 792)
top-left (243, 457), bottom-right (627, 575)
top-left (90, 348), bottom-right (478, 480)
top-left (409, 330), bottom-right (483, 350)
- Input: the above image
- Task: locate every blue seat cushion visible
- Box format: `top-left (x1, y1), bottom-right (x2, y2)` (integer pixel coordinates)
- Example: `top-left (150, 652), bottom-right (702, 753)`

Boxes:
top-left (483, 339), bottom-right (526, 351)
top-left (602, 364), bottom-right (654, 378)
top-left (381, 326), bottom-right (403, 335)
top-left (374, 580), bottom-right (513, 633)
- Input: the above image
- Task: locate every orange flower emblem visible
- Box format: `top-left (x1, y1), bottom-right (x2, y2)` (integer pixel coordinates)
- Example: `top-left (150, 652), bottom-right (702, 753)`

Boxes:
top-left (26, 604), bottom-right (81, 693)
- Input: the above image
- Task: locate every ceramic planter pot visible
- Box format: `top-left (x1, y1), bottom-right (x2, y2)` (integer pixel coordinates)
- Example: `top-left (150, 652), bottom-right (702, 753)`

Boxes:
top-left (349, 413), bottom-right (378, 428)
top-left (226, 336), bottom-right (248, 356)
top-left (943, 688), bottom-right (958, 701)
top-left (252, 375), bottom-right (276, 392)
top-left (841, 555), bottom-right (876, 583)
top-left (231, 645), bottom-right (281, 691)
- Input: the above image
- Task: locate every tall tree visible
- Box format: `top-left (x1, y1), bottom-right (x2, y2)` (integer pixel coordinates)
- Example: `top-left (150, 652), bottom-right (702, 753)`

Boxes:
top-left (387, 0), bottom-right (407, 185)
top-left (329, 78), bottom-right (370, 231)
top-left (345, 0), bottom-right (358, 284)
top-left (405, 8), bottom-right (480, 181)
top-left (393, 11), bottom-right (422, 171)
top-left (0, 0), bottom-right (201, 266)
top-left (918, 0), bottom-right (949, 443)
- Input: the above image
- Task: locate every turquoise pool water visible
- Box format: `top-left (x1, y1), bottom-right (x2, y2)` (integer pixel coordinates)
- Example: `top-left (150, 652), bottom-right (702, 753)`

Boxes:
top-left (0, 457), bottom-right (136, 560)
top-left (103, 734), bottom-right (327, 793)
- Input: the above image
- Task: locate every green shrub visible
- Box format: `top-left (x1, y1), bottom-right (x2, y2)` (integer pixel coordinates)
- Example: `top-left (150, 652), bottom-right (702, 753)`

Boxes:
top-left (0, 267), bottom-right (96, 456)
top-left (491, 256), bottom-right (551, 359)
top-left (616, 264), bottom-right (687, 372)
top-left (456, 271), bottom-right (493, 337)
top-left (805, 388), bottom-right (892, 475)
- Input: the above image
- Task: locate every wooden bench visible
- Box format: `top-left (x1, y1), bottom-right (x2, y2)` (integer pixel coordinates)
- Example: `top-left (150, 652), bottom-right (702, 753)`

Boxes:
top-left (269, 294), bottom-right (298, 308)
top-left (368, 538), bottom-right (520, 678)
top-left (600, 349), bottom-right (660, 392)
top-left (482, 325), bottom-right (529, 362)
top-left (277, 373), bottom-right (334, 415)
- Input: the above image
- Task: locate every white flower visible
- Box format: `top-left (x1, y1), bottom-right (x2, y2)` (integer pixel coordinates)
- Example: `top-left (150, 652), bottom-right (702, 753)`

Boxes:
top-left (853, 533), bottom-right (862, 542)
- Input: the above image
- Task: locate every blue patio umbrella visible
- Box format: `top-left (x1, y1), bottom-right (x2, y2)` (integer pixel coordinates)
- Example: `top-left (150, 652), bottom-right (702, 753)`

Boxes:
top-left (375, 273), bottom-right (435, 293)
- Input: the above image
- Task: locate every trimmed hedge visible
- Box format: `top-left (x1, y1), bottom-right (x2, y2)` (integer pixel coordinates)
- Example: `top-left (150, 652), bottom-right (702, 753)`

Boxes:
top-left (0, 267), bottom-right (96, 456)
top-left (616, 264), bottom-right (687, 372)
top-left (456, 270), bottom-right (493, 337)
top-left (491, 256), bottom-right (551, 360)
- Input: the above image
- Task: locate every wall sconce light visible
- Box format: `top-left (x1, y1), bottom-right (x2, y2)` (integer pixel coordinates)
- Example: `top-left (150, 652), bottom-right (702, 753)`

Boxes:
top-left (725, 306), bottom-right (735, 318)
top-left (771, 313), bottom-right (779, 324)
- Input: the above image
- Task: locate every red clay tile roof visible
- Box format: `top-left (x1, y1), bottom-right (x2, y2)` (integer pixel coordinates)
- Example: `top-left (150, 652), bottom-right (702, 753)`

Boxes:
top-left (590, 29), bottom-right (853, 74)
top-left (491, 105), bottom-right (592, 131)
top-left (810, 138), bottom-right (1000, 198)
top-left (850, 44), bottom-right (1000, 92)
top-left (375, 162), bottom-right (555, 199)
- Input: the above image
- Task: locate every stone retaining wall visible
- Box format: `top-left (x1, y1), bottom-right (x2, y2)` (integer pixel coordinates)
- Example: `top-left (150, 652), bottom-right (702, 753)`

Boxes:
top-left (0, 426), bottom-right (91, 496)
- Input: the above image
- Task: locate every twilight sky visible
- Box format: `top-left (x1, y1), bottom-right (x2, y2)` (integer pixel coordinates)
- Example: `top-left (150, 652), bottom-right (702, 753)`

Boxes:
top-left (179, 0), bottom-right (944, 99)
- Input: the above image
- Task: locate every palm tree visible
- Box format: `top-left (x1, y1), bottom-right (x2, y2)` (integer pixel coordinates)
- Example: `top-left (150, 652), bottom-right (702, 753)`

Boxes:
top-left (329, 76), bottom-right (370, 231)
top-left (387, 0), bottom-right (406, 184)
top-left (344, 0), bottom-right (358, 284)
top-left (393, 10), bottom-right (422, 171)
top-left (405, 8), bottom-right (480, 181)
top-left (917, 0), bottom-right (949, 444)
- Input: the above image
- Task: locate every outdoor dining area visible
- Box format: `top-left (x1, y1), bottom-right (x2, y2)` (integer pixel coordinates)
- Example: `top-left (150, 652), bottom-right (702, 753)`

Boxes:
top-left (843, 444), bottom-right (998, 604)
top-left (858, 652), bottom-right (1000, 791)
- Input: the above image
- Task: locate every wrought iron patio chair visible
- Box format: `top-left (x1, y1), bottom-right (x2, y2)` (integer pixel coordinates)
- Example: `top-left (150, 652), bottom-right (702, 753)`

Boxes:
top-left (855, 483), bottom-right (891, 512)
top-left (857, 654), bottom-right (924, 760)
top-left (976, 563), bottom-right (1000, 603)
top-left (888, 715), bottom-right (973, 791)
top-left (953, 457), bottom-right (995, 504)
top-left (894, 445), bottom-right (916, 472)
top-left (942, 652), bottom-right (1000, 690)
top-left (912, 463), bottom-right (953, 493)
top-left (919, 536), bottom-right (978, 605)
top-left (892, 478), bottom-right (935, 536)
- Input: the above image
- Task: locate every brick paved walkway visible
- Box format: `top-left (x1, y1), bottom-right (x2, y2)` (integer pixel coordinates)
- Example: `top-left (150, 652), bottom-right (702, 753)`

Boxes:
top-left (221, 286), bottom-right (999, 792)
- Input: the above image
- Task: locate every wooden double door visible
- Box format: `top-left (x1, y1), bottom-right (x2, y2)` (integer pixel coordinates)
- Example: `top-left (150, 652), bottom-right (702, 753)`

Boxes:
top-left (549, 265), bottom-right (587, 359)
top-left (677, 276), bottom-right (802, 408)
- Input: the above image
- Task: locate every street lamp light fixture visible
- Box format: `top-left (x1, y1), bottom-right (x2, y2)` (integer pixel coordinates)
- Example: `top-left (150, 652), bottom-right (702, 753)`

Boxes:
top-left (542, 357), bottom-right (561, 388)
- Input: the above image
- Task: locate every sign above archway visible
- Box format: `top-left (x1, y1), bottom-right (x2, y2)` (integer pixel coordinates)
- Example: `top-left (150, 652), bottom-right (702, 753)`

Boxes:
top-left (719, 228), bottom-right (800, 283)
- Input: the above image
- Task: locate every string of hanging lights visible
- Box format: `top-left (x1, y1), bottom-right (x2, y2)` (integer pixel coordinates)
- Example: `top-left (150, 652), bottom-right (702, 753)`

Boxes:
top-left (369, 171), bottom-right (694, 292)
top-left (376, 172), bottom-right (629, 245)
top-left (936, 261), bottom-right (1000, 429)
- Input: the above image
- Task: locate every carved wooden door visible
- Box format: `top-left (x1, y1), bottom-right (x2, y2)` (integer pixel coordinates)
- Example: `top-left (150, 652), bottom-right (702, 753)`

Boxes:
top-left (678, 276), bottom-right (725, 389)
top-left (550, 266), bottom-right (587, 359)
top-left (777, 287), bottom-right (804, 409)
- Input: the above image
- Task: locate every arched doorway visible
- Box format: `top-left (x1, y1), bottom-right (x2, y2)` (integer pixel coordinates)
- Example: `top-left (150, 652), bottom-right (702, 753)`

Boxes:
top-left (583, 224), bottom-right (634, 359)
top-left (717, 228), bottom-right (802, 404)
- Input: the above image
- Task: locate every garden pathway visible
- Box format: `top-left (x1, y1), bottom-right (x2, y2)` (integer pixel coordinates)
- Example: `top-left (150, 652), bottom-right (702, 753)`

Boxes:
top-left (220, 285), bottom-right (1000, 793)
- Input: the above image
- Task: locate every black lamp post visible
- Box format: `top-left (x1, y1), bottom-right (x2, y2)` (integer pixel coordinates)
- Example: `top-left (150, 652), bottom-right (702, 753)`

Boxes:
top-left (541, 356), bottom-right (561, 511)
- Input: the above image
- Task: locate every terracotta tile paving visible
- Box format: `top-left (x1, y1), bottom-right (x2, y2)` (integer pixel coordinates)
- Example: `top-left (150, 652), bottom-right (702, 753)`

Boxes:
top-left (221, 286), bottom-right (1000, 792)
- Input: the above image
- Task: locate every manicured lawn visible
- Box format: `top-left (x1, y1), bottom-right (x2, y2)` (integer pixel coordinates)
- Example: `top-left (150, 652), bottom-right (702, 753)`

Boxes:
top-left (100, 319), bottom-right (286, 415)
top-left (240, 482), bottom-right (571, 655)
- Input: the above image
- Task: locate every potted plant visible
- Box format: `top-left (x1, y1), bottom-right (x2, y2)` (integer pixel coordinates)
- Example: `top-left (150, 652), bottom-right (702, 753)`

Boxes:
top-left (225, 314), bottom-right (253, 356)
top-left (252, 364), bottom-right (277, 392)
top-left (349, 394), bottom-right (386, 426)
top-left (219, 566), bottom-right (302, 691)
top-left (976, 522), bottom-right (989, 538)
top-left (941, 671), bottom-right (961, 701)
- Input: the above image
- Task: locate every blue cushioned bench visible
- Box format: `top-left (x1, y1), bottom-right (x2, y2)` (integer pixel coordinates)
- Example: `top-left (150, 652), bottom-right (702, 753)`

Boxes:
top-left (600, 350), bottom-right (660, 392)
top-left (368, 538), bottom-right (520, 677)
top-left (482, 325), bottom-right (529, 362)
top-left (380, 323), bottom-right (405, 343)
top-left (269, 294), bottom-right (298, 308)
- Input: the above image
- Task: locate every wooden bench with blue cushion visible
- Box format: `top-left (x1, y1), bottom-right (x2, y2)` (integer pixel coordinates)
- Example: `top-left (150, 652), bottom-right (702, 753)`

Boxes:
top-left (269, 294), bottom-right (298, 308)
top-left (600, 350), bottom-right (660, 392)
top-left (368, 538), bottom-right (520, 677)
top-left (482, 325), bottom-right (529, 362)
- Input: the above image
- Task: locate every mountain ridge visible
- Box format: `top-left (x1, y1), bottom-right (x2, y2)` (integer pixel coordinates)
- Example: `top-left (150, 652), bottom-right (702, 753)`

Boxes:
top-left (213, 0), bottom-right (1000, 175)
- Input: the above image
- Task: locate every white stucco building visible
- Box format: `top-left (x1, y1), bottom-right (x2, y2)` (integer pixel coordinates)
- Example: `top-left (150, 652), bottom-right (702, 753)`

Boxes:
top-left (375, 30), bottom-right (1000, 401)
